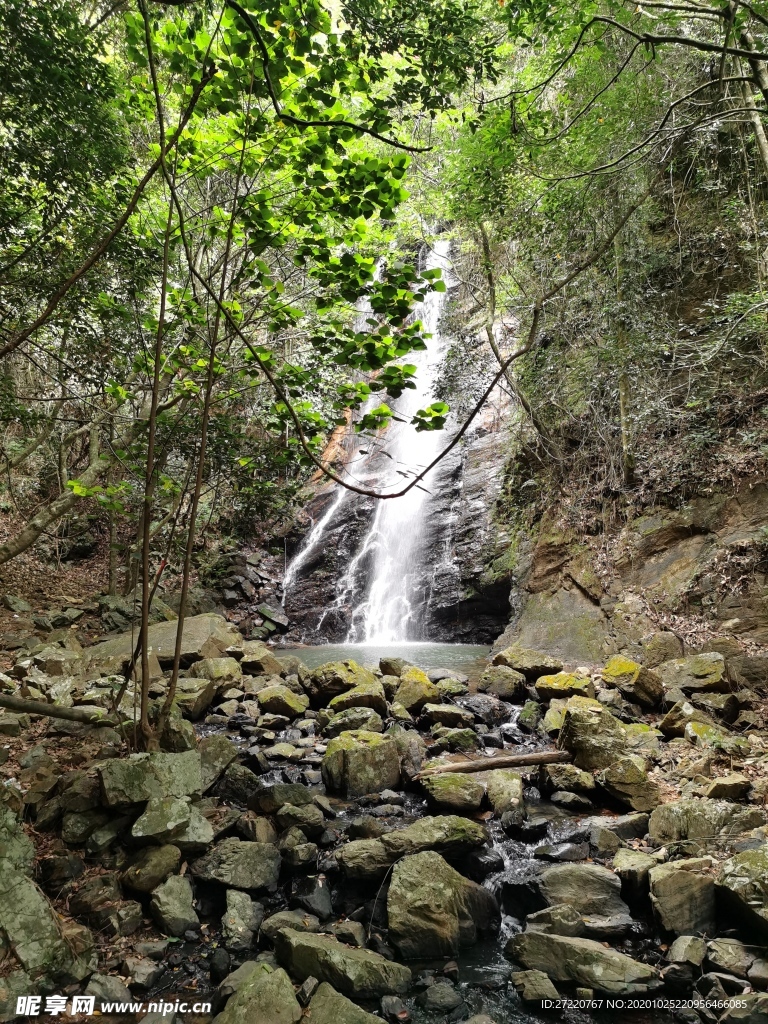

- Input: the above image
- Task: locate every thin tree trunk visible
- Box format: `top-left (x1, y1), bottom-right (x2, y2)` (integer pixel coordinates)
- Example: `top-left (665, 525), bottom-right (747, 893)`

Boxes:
top-left (0, 693), bottom-right (118, 726)
top-left (739, 76), bottom-right (768, 179)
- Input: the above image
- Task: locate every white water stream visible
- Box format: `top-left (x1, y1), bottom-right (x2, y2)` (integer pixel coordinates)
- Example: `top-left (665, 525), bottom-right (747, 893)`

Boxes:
top-left (284, 239), bottom-right (456, 642)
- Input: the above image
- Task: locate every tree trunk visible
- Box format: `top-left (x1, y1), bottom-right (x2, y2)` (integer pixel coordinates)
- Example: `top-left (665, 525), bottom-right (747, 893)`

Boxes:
top-left (414, 749), bottom-right (572, 779)
top-left (0, 693), bottom-right (118, 726)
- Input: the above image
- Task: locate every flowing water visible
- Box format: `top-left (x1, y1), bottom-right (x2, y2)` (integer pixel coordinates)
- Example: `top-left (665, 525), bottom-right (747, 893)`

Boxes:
top-left (283, 238), bottom-right (457, 642)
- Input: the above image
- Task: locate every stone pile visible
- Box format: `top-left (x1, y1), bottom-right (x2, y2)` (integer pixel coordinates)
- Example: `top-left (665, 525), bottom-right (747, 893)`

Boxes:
top-left (1, 623), bottom-right (767, 1024)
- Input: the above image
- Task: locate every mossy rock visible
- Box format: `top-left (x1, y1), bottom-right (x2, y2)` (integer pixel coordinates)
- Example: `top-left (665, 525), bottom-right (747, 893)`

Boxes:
top-left (422, 773), bottom-right (485, 813)
top-left (394, 669), bottom-right (441, 713)
top-left (321, 730), bottom-right (400, 798)
top-left (535, 672), bottom-right (595, 702)
top-left (327, 681), bottom-right (387, 717)
top-left (601, 656), bottom-right (662, 708)
top-left (256, 684), bottom-right (309, 720)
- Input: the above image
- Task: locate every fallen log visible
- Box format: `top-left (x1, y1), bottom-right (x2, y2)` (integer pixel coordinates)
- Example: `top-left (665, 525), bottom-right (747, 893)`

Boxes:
top-left (0, 692), bottom-right (118, 726)
top-left (414, 749), bottom-right (572, 779)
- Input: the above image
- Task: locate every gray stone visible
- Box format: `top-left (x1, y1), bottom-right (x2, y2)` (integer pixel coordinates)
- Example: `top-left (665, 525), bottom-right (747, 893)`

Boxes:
top-left (307, 982), bottom-right (381, 1024)
top-left (323, 708), bottom-right (384, 737)
top-left (222, 890), bottom-right (264, 953)
top-left (321, 730), bottom-right (400, 798)
top-left (150, 875), bottom-right (198, 936)
top-left (86, 613), bottom-right (240, 669)
top-left (273, 928), bottom-right (411, 998)
top-left (648, 859), bottom-right (716, 935)
top-left (491, 646), bottom-right (563, 680)
top-left (131, 796), bottom-right (191, 842)
top-left (249, 783), bottom-right (313, 814)
top-left (601, 656), bottom-right (663, 707)
top-left (98, 751), bottom-right (202, 807)
top-left (261, 910), bottom-right (321, 941)
top-left (667, 935), bottom-right (707, 966)
top-left (716, 848), bottom-right (768, 937)
top-left (387, 851), bottom-right (499, 958)
top-left (597, 755), bottom-right (661, 812)
top-left (200, 735), bottom-right (240, 791)
top-left (85, 973), bottom-right (132, 1006)
top-left (648, 799), bottom-right (765, 846)
top-left (657, 653), bottom-right (731, 694)
top-left (507, 931), bottom-right (659, 994)
top-left (559, 697), bottom-right (627, 770)
top-left (512, 970), bottom-right (559, 1001)
top-left (190, 838), bottom-right (281, 891)
top-left (422, 773), bottom-right (485, 813)
top-left (327, 681), bottom-right (387, 717)
top-left (214, 963), bottom-right (301, 1024)
top-left (477, 665), bottom-right (527, 702)
top-left (122, 845), bottom-right (181, 893)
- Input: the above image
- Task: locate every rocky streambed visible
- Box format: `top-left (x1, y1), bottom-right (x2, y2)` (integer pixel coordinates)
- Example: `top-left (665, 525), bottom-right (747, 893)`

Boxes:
top-left (1, 613), bottom-right (768, 1024)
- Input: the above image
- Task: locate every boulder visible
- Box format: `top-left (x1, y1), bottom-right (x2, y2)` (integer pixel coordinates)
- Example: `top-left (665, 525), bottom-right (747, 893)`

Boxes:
top-left (98, 751), bottom-right (202, 808)
top-left (149, 875), bottom-right (198, 936)
top-left (558, 697), bottom-right (627, 770)
top-left (249, 783), bottom-right (313, 815)
top-left (387, 851), bottom-right (499, 957)
top-left (190, 657), bottom-right (242, 681)
top-left (706, 773), bottom-right (751, 800)
top-left (477, 665), bottom-right (527, 702)
top-left (658, 700), bottom-right (715, 738)
top-left (1, 803), bottom-right (35, 875)
top-left (483, 770), bottom-right (524, 816)
top-left (173, 679), bottom-right (217, 720)
top-left (719, 993), bottom-right (768, 1023)
top-left (422, 773), bottom-right (486, 813)
top-left (535, 672), bottom-right (595, 701)
top-left (327, 682), bottom-right (387, 718)
top-left (190, 839), bottom-right (281, 891)
top-left (131, 796), bottom-right (191, 843)
top-left (507, 931), bottom-right (659, 993)
top-left (657, 653), bottom-right (731, 694)
top-left (221, 890), bottom-right (264, 953)
top-left (613, 849), bottom-right (657, 897)
top-left (337, 816), bottom-right (488, 880)
top-left (648, 799), bottom-right (765, 846)
top-left (707, 938), bottom-right (758, 978)
top-left (512, 970), bottom-right (559, 1001)
top-left (275, 802), bottom-right (325, 838)
top-left (492, 646), bottom-right (563, 680)
top-left (323, 708), bottom-right (384, 737)
top-left (667, 935), bottom-right (707, 966)
top-left (213, 963), bottom-right (301, 1024)
top-left (394, 668), bottom-right (441, 713)
top-left (121, 846), bottom-right (181, 893)
top-left (200, 735), bottom-right (240, 791)
top-left (240, 641), bottom-right (285, 676)
top-left (261, 909), bottom-right (321, 941)
top-left (421, 704), bottom-right (474, 729)
top-left (273, 928), bottom-right (411, 997)
top-left (597, 755), bottom-right (661, 812)
top-left (306, 982), bottom-right (381, 1024)
top-left (256, 685), bottom-right (309, 719)
top-left (539, 863), bottom-right (631, 920)
top-left (716, 848), bottom-right (768, 937)
top-left (321, 731), bottom-right (400, 798)
top-left (306, 661), bottom-right (377, 707)
top-left (541, 763), bottom-right (595, 793)
top-left (648, 859), bottom-right (716, 935)
top-left (86, 613), bottom-right (240, 669)
top-left (601, 656), bottom-right (663, 708)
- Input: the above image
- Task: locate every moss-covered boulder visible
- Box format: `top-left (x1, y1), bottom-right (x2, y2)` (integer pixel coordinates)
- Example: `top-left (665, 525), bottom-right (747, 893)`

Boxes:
top-left (483, 769), bottom-right (524, 815)
top-left (648, 858), bottom-right (715, 935)
top-left (131, 795), bottom-right (191, 843)
top-left (394, 668), bottom-right (441, 713)
top-left (327, 681), bottom-right (387, 718)
top-left (149, 875), bottom-right (199, 936)
top-left (255, 684), bottom-right (309, 719)
top-left (273, 928), bottom-right (411, 998)
top-left (506, 931), bottom-right (659, 994)
top-left (321, 730), bottom-right (400, 798)
top-left (542, 699), bottom-right (568, 735)
top-left (240, 640), bottom-right (285, 676)
top-left (716, 848), bottom-right (768, 938)
top-left (387, 851), bottom-right (499, 958)
top-left (421, 703), bottom-right (474, 729)
top-left (323, 707), bottom-right (384, 737)
top-left (189, 838), bottom-right (281, 891)
top-left (519, 700), bottom-right (542, 732)
top-left (658, 700), bottom-right (716, 738)
top-left (535, 672), bottom-right (595, 701)
top-left (121, 845), bottom-right (181, 893)
top-left (336, 815), bottom-right (488, 880)
top-left (306, 982), bottom-right (382, 1024)
top-left (307, 660), bottom-right (377, 707)
top-left (491, 646), bottom-right (563, 680)
top-left (601, 656), bottom-right (663, 708)
top-left (597, 755), bottom-right (661, 812)
top-left (648, 799), bottom-right (765, 847)
top-left (422, 773), bottom-right (486, 813)
top-left (190, 656), bottom-right (242, 681)
top-left (98, 751), bottom-right (202, 808)
top-left (657, 653), bottom-right (731, 694)
top-left (213, 963), bottom-right (301, 1024)
top-left (541, 763), bottom-right (595, 794)
top-left (430, 727), bottom-right (481, 753)
top-left (174, 678), bottom-right (217, 720)
top-left (477, 665), bottom-right (527, 702)
top-left (559, 696), bottom-right (627, 770)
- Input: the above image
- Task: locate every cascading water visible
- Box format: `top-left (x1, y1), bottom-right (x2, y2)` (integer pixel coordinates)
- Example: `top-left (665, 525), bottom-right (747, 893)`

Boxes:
top-left (283, 238), bottom-right (456, 643)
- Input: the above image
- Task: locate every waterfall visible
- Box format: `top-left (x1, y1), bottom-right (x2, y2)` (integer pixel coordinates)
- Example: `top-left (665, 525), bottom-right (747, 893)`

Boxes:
top-left (283, 238), bottom-right (456, 642)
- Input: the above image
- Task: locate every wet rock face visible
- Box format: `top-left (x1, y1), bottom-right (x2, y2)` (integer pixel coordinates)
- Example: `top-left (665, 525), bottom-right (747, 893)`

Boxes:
top-left (282, 421), bottom-right (513, 644)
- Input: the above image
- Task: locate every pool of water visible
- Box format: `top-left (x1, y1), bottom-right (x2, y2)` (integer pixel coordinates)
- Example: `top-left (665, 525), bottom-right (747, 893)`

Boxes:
top-left (278, 642), bottom-right (492, 682)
